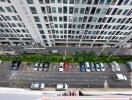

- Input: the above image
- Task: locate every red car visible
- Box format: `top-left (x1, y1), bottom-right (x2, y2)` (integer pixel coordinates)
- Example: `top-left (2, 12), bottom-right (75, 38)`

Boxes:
top-left (64, 61), bottom-right (69, 71)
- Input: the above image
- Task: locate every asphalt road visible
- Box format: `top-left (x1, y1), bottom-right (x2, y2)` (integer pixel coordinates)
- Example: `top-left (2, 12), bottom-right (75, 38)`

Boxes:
top-left (0, 62), bottom-right (131, 89)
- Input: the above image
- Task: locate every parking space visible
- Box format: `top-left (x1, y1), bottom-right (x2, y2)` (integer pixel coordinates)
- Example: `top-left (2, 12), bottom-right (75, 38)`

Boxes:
top-left (0, 60), bottom-right (131, 89)
top-left (0, 62), bottom-right (11, 70)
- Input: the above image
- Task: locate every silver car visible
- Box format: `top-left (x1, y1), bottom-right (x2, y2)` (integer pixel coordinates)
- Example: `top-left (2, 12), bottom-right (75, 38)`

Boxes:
top-left (110, 63), bottom-right (116, 72)
top-left (31, 82), bottom-right (45, 90)
top-left (112, 61), bottom-right (120, 72)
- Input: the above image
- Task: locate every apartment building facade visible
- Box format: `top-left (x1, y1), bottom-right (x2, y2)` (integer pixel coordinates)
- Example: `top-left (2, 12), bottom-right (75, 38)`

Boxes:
top-left (0, 0), bottom-right (132, 47)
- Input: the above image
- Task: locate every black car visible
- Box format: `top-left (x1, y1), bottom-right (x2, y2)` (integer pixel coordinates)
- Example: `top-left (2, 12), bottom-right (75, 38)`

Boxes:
top-left (11, 61), bottom-right (21, 70)
top-left (43, 62), bottom-right (49, 72)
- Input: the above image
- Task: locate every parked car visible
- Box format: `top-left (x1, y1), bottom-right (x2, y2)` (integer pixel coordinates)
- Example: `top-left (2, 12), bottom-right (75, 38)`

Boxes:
top-left (99, 63), bottom-right (105, 71)
top-left (95, 63), bottom-right (101, 72)
top-left (112, 74), bottom-right (127, 81)
top-left (31, 82), bottom-right (45, 90)
top-left (64, 61), bottom-right (69, 71)
top-left (43, 62), bottom-right (49, 72)
top-left (110, 63), bottom-right (116, 72)
top-left (12, 61), bottom-right (21, 70)
top-left (80, 62), bottom-right (86, 72)
top-left (10, 61), bottom-right (15, 70)
top-left (56, 83), bottom-right (68, 91)
top-left (34, 62), bottom-right (39, 71)
top-left (112, 61), bottom-right (120, 71)
top-left (59, 62), bottom-right (64, 72)
top-left (39, 63), bottom-right (44, 71)
top-left (0, 60), bottom-right (2, 64)
top-left (85, 62), bottom-right (90, 72)
top-left (90, 62), bottom-right (96, 71)
top-left (126, 61), bottom-right (132, 72)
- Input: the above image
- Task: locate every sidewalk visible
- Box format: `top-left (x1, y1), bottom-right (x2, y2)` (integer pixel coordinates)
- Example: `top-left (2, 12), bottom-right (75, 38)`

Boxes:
top-left (0, 87), bottom-right (131, 94)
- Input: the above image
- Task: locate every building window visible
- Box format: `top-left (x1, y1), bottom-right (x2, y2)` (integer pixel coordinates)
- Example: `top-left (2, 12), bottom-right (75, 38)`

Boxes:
top-left (102, 17), bottom-right (107, 23)
top-left (74, 8), bottom-right (78, 14)
top-left (111, 0), bottom-right (117, 5)
top-left (39, 30), bottom-right (45, 34)
top-left (39, 0), bottom-right (44, 4)
top-left (12, 16), bottom-right (18, 20)
top-left (101, 8), bottom-right (107, 15)
top-left (80, 8), bottom-right (85, 14)
top-left (69, 0), bottom-right (74, 4)
top-left (117, 0), bottom-right (123, 5)
top-left (1, 0), bottom-right (6, 2)
top-left (87, 0), bottom-right (92, 4)
top-left (94, 0), bottom-right (99, 4)
top-left (37, 24), bottom-right (42, 29)
top-left (63, 6), bottom-right (67, 14)
top-left (111, 8), bottom-right (118, 15)
top-left (73, 17), bottom-right (77, 22)
top-left (122, 9), bottom-right (129, 15)
top-left (58, 7), bottom-right (62, 13)
top-left (0, 7), bottom-right (5, 12)
top-left (107, 17), bottom-right (112, 23)
top-left (91, 7), bottom-right (96, 14)
top-left (30, 7), bottom-right (37, 14)
top-left (33, 16), bottom-right (40, 22)
top-left (123, 0), bottom-right (129, 5)
top-left (41, 7), bottom-right (46, 14)
top-left (69, 7), bottom-right (73, 14)
top-left (82, 0), bottom-right (87, 4)
top-left (53, 16), bottom-right (57, 21)
top-left (5, 16), bottom-right (11, 20)
top-left (98, 18), bottom-right (102, 22)
top-left (45, 0), bottom-right (50, 3)
top-left (46, 6), bottom-right (51, 13)
top-left (106, 8), bottom-right (112, 15)
top-left (51, 0), bottom-right (55, 3)
top-left (92, 17), bottom-right (97, 22)
top-left (106, 0), bottom-right (111, 5)
top-left (88, 16), bottom-right (92, 22)
top-left (11, 6), bottom-right (17, 13)
top-left (127, 9), bottom-right (132, 16)
top-left (58, 0), bottom-right (62, 3)
top-left (75, 0), bottom-right (80, 4)
top-left (85, 7), bottom-right (90, 14)
top-left (111, 18), bottom-right (116, 23)
top-left (52, 7), bottom-right (56, 13)
top-left (5, 7), bottom-right (12, 12)
top-left (26, 0), bottom-right (34, 4)
top-left (116, 9), bottom-right (122, 15)
top-left (63, 0), bottom-right (67, 3)
top-left (99, 0), bottom-right (105, 4)
top-left (96, 8), bottom-right (101, 14)
top-left (59, 17), bottom-right (62, 21)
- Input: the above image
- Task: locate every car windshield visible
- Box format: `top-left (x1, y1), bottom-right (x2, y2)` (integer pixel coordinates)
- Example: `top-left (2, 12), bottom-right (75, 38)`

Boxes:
top-left (60, 66), bottom-right (63, 68)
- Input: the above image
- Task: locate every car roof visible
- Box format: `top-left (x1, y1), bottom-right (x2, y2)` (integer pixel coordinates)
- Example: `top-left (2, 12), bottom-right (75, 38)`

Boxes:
top-left (116, 74), bottom-right (125, 79)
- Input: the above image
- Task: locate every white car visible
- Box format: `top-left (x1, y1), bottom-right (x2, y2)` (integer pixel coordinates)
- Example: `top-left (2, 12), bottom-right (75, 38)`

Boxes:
top-left (99, 63), bottom-right (105, 71)
top-left (39, 63), bottom-right (43, 71)
top-left (95, 64), bottom-right (101, 72)
top-left (31, 82), bottom-right (45, 90)
top-left (34, 62), bottom-right (39, 71)
top-left (56, 83), bottom-right (68, 91)
top-left (0, 60), bottom-right (2, 64)
top-left (85, 62), bottom-right (90, 72)
top-left (112, 61), bottom-right (120, 71)
top-left (59, 62), bottom-right (64, 72)
top-left (112, 74), bottom-right (127, 81)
